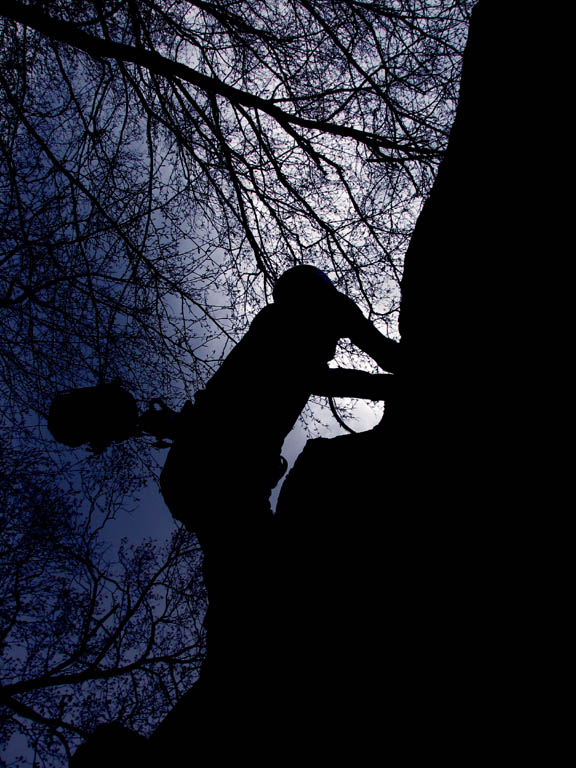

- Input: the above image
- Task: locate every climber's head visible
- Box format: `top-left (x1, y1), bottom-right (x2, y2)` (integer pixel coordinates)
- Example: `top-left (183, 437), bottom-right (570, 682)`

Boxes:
top-left (272, 265), bottom-right (336, 307)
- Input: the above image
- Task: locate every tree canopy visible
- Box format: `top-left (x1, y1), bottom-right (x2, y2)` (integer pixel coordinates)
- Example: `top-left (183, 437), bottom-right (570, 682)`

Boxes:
top-left (1, 0), bottom-right (473, 414)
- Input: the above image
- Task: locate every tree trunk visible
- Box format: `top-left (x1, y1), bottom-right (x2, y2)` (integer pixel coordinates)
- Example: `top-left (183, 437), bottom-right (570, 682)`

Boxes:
top-left (273, 0), bottom-right (553, 758)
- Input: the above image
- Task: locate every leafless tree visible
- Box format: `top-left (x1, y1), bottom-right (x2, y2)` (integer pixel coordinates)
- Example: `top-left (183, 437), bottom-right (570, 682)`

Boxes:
top-left (0, 439), bottom-right (206, 766)
top-left (1, 0), bottom-right (473, 419)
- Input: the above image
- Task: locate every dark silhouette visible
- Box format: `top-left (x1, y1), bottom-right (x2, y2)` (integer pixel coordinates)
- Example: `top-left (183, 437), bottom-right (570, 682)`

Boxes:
top-left (160, 265), bottom-right (400, 526)
top-left (48, 380), bottom-right (140, 454)
top-left (154, 265), bottom-right (400, 760)
top-left (69, 724), bottom-right (148, 768)
top-left (160, 263), bottom-right (399, 561)
top-left (48, 381), bottom-right (180, 453)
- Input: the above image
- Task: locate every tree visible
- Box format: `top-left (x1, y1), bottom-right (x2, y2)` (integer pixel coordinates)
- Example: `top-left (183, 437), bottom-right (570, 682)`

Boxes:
top-left (0, 438), bottom-right (206, 767)
top-left (271, 1), bottom-right (555, 760)
top-left (0, 1), bottom-right (477, 764)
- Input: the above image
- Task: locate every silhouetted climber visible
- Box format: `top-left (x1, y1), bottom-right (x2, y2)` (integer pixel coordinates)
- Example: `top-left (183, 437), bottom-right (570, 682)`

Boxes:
top-left (157, 266), bottom-right (401, 750)
top-left (161, 264), bottom-right (400, 526)
top-left (161, 266), bottom-right (400, 541)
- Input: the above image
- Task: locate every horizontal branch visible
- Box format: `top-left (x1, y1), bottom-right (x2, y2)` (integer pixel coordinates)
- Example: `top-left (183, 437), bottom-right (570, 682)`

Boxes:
top-left (1, 0), bottom-right (434, 158)
top-left (1, 645), bottom-right (202, 697)
top-left (0, 689), bottom-right (87, 738)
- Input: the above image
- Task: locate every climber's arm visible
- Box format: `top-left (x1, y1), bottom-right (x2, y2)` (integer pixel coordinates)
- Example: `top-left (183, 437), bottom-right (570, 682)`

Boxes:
top-left (336, 293), bottom-right (402, 374)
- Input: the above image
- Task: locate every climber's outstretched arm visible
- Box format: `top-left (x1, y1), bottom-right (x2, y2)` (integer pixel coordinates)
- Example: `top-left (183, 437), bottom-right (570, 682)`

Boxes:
top-left (349, 319), bottom-right (401, 374)
top-left (335, 293), bottom-right (402, 374)
top-left (310, 368), bottom-right (397, 401)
